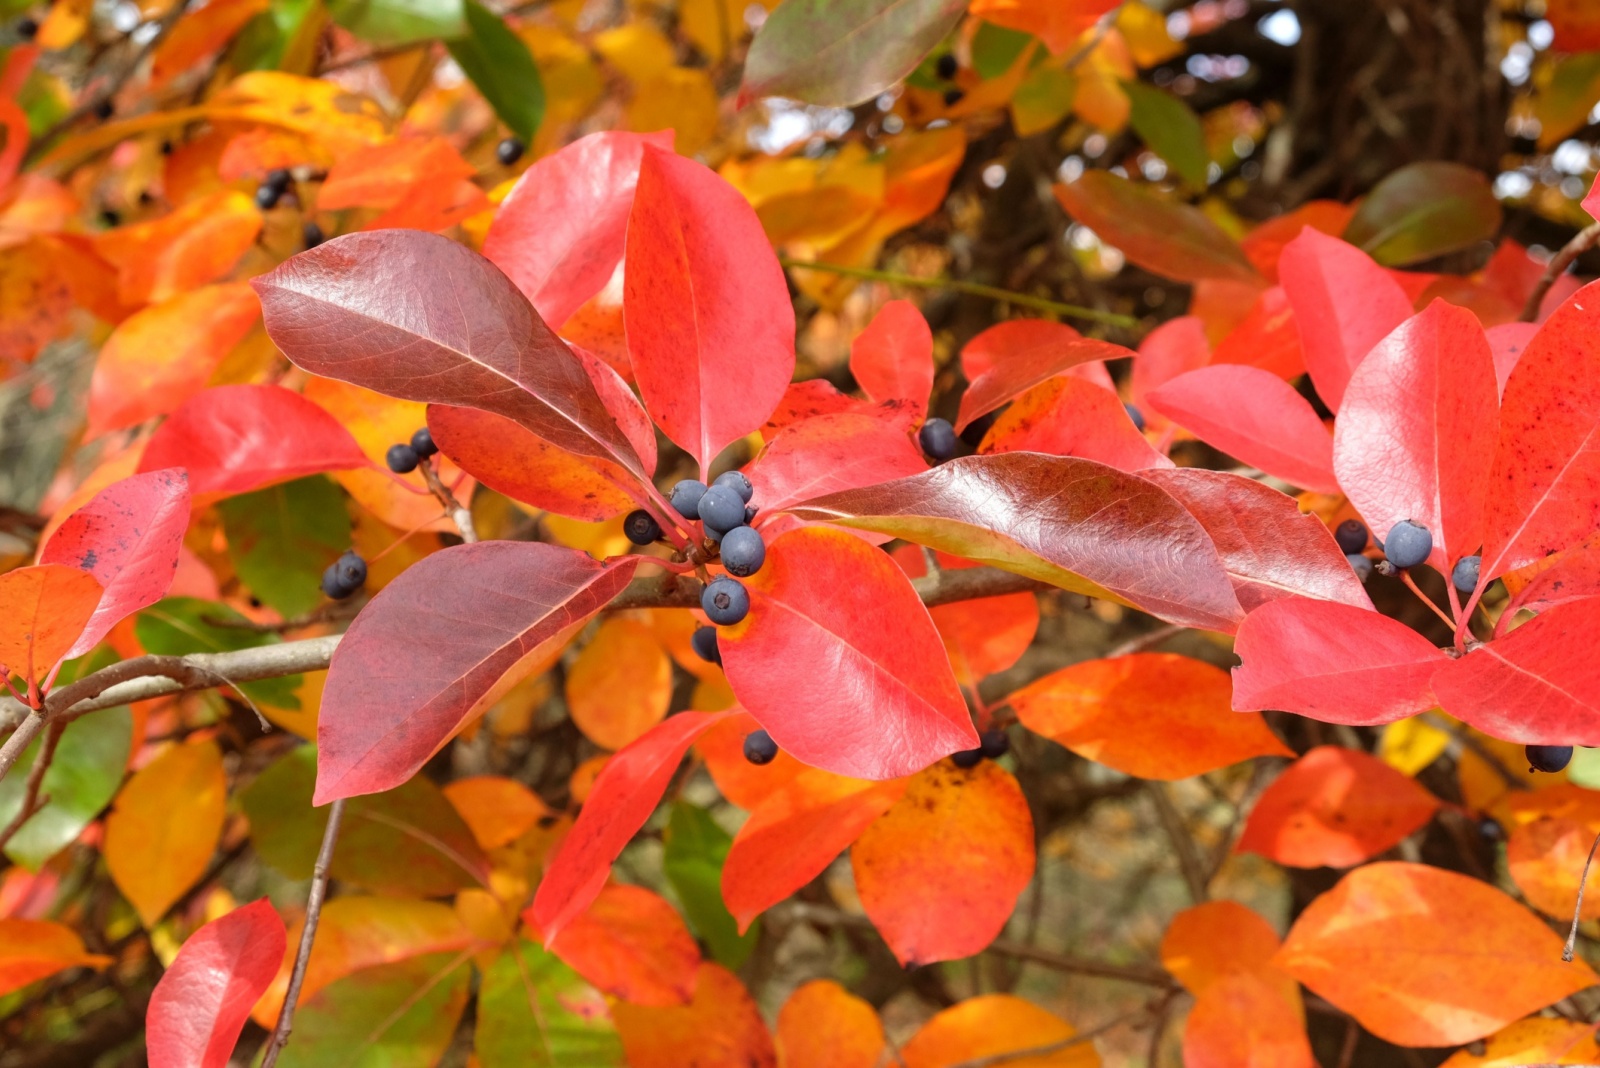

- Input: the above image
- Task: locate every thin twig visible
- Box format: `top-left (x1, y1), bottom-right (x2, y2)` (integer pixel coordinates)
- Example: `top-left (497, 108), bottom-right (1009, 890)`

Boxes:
top-left (1522, 222), bottom-right (1600, 322)
top-left (1148, 782), bottom-right (1209, 902)
top-left (986, 937), bottom-right (1176, 988)
top-left (1106, 622), bottom-right (1184, 659)
top-left (1336, 1016), bottom-right (1360, 1068)
top-left (1563, 829), bottom-right (1600, 962)
top-left (419, 458), bottom-right (477, 544)
top-left (203, 601), bottom-right (361, 634)
top-left (0, 721), bottom-right (62, 852)
top-left (260, 798), bottom-right (346, 1068)
top-left (1398, 571), bottom-right (1457, 630)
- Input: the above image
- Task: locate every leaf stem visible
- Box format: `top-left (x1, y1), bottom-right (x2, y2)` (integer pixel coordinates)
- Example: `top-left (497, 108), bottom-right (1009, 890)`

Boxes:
top-left (1399, 570), bottom-right (1456, 631)
top-left (1522, 221), bottom-right (1600, 322)
top-left (779, 257), bottom-right (1138, 328)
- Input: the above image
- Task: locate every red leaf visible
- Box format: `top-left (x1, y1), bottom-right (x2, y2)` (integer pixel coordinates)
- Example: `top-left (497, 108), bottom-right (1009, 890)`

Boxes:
top-left (849, 300), bottom-right (933, 416)
top-left (532, 711), bottom-right (734, 939)
top-left (981, 375), bottom-right (1171, 472)
top-left (482, 130), bottom-right (674, 329)
top-left (1332, 301), bottom-right (1499, 572)
top-left (1232, 597), bottom-right (1447, 725)
top-left (719, 527), bottom-right (976, 780)
top-left (1277, 228), bottom-right (1413, 413)
top-left (721, 770), bottom-right (906, 930)
top-left (1145, 364), bottom-right (1338, 493)
top-left (694, 710), bottom-right (805, 810)
top-left (624, 146), bottom-right (795, 473)
top-left (538, 885), bottom-right (699, 1007)
top-left (1142, 469), bottom-right (1371, 612)
top-left (1130, 315), bottom-right (1210, 420)
top-left (1210, 286), bottom-right (1307, 381)
top-left (317, 138), bottom-right (475, 211)
top-left (745, 413), bottom-right (928, 531)
top-left (39, 469), bottom-right (191, 660)
top-left (136, 384), bottom-right (370, 497)
top-left (1432, 600), bottom-right (1600, 745)
top-left (1240, 200), bottom-right (1357, 282)
top-left (1237, 746), bottom-right (1440, 868)
top-left (1586, 172), bottom-right (1600, 222)
top-left (1478, 279), bottom-right (1600, 581)
top-left (1486, 321), bottom-right (1537, 395)
top-left (955, 320), bottom-right (1133, 431)
top-left (1052, 172), bottom-right (1260, 285)
top-left (762, 379), bottom-right (918, 440)
top-left (253, 230), bottom-right (644, 478)
top-left (145, 899), bottom-right (285, 1068)
top-left (785, 454), bottom-right (1245, 632)
top-left (1506, 544), bottom-right (1600, 619)
top-left (315, 542), bottom-right (638, 804)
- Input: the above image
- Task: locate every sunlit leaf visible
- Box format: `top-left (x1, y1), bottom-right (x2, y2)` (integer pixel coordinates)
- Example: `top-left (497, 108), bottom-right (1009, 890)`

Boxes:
top-left (540, 884), bottom-right (699, 1007)
top-left (274, 951), bottom-right (472, 1068)
top-left (0, 705), bottom-right (130, 870)
top-left (775, 980), bottom-right (885, 1068)
top-left (901, 994), bottom-right (1100, 1068)
top-left (104, 738), bottom-right (226, 926)
top-left (566, 616), bottom-right (673, 751)
top-left (0, 564), bottom-right (102, 685)
top-left (147, 900), bottom-right (284, 1068)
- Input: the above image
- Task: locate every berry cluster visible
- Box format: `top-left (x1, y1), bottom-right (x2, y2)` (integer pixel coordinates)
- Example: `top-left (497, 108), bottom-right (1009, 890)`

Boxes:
top-left (385, 428), bottom-right (438, 473)
top-left (255, 168), bottom-right (292, 211)
top-left (951, 730), bottom-right (1010, 768)
top-left (320, 550), bottom-right (368, 600)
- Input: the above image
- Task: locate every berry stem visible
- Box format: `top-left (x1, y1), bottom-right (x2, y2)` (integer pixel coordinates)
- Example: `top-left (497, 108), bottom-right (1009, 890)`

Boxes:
top-left (418, 458), bottom-right (477, 543)
top-left (1398, 571), bottom-right (1456, 631)
top-left (1457, 585), bottom-right (1488, 651)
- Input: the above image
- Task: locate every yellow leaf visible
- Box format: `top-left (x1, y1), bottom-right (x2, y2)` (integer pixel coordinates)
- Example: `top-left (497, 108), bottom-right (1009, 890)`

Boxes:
top-left (902, 994), bottom-right (1100, 1067)
top-left (1117, 2), bottom-right (1183, 67)
top-left (566, 616), bottom-right (673, 750)
top-left (627, 67), bottom-right (720, 157)
top-left (1378, 715), bottom-right (1450, 777)
top-left (105, 738), bottom-right (227, 926)
top-left (594, 22), bottom-right (676, 83)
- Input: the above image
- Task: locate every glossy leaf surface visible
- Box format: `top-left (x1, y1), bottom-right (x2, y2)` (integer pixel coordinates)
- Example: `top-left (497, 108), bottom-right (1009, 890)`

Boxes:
top-left (1053, 172), bottom-right (1258, 284)
top-left (744, 413), bottom-right (928, 523)
top-left (146, 899), bottom-right (284, 1068)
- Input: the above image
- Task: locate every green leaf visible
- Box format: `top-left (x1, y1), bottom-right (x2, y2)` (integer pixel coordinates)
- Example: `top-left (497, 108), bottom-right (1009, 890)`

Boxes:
top-left (217, 476), bottom-right (350, 619)
top-left (741, 0), bottom-right (968, 107)
top-left (1536, 52), bottom-right (1600, 150)
top-left (134, 598), bottom-right (301, 710)
top-left (971, 21), bottom-right (1035, 80)
top-left (446, 0), bottom-right (544, 141)
top-left (277, 952), bottom-right (473, 1068)
top-left (662, 803), bottom-right (758, 969)
top-left (1342, 161), bottom-right (1504, 267)
top-left (1011, 66), bottom-right (1075, 137)
top-left (240, 746), bottom-right (491, 897)
top-left (17, 69), bottom-right (70, 138)
top-left (0, 706), bottom-right (131, 870)
top-left (230, 0), bottom-right (319, 72)
top-left (476, 940), bottom-right (624, 1068)
top-left (328, 0), bottom-right (464, 47)
top-left (1123, 80), bottom-right (1210, 189)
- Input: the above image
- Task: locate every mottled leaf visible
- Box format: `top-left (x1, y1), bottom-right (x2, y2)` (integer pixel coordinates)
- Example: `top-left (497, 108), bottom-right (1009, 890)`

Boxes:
top-left (1053, 172), bottom-right (1258, 285)
top-left (475, 940), bottom-right (624, 1068)
top-left (1343, 162), bottom-right (1503, 267)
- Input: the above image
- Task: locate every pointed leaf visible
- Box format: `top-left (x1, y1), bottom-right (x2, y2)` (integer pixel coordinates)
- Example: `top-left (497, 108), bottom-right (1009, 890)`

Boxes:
top-left (624, 146), bottom-right (795, 473)
top-left (1274, 862), bottom-right (1597, 1046)
top-left (1232, 598), bottom-right (1447, 726)
top-left (956, 323), bottom-right (1133, 431)
top-left (316, 542), bottom-right (634, 803)
top-left (1010, 653), bottom-right (1290, 780)
top-left (136, 385), bottom-right (370, 497)
top-left (275, 952), bottom-right (472, 1068)
top-left (1184, 971), bottom-right (1315, 1068)
top-left (981, 375), bottom-right (1173, 472)
top-left (1053, 172), bottom-right (1259, 285)
top-left (1238, 746), bottom-right (1440, 868)
top-left (254, 230), bottom-right (644, 477)
top-left (0, 919), bottom-right (111, 998)
top-left (901, 994), bottom-right (1100, 1068)
top-left (104, 738), bottom-right (226, 926)
top-left (0, 565), bottom-right (102, 684)
top-left (217, 476), bottom-right (350, 618)
top-left (539, 885), bottom-right (699, 1007)
top-left (744, 413), bottom-right (928, 520)
top-left (775, 980), bottom-right (885, 1068)
top-left (1123, 80), bottom-right (1210, 189)
top-left (740, 0), bottom-right (967, 108)
top-left (852, 761), bottom-right (1034, 966)
top-left (147, 900), bottom-right (285, 1068)
top-left (849, 300), bottom-right (933, 416)
top-left (612, 962), bottom-right (775, 1068)
top-left (1130, 315), bottom-right (1210, 419)
top-left (475, 940), bottom-right (624, 1068)
top-left (1146, 365), bottom-right (1338, 492)
top-left (662, 803), bottom-right (758, 968)
top-left (445, 0), bottom-right (543, 141)
top-left (785, 453), bottom-right (1245, 632)
top-left (719, 527), bottom-right (976, 780)
top-left (1343, 162), bottom-right (1502, 267)
top-left (566, 616), bottom-right (672, 751)
top-left (0, 705), bottom-right (130, 870)
top-left (39, 468), bottom-right (190, 660)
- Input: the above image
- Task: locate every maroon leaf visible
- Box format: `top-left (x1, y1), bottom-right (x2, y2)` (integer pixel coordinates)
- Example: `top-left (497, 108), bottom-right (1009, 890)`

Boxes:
top-left (481, 130), bottom-right (673, 329)
top-left (1052, 172), bottom-right (1260, 285)
top-left (624, 146), bottom-right (795, 474)
top-left (784, 453), bottom-right (1244, 632)
top-left (1506, 544), bottom-right (1600, 621)
top-left (955, 319), bottom-right (1134, 431)
top-left (849, 299), bottom-right (933, 417)
top-left (145, 899), bottom-right (285, 1068)
top-left (1278, 228), bottom-right (1413, 413)
top-left (39, 469), bottom-right (191, 660)
top-left (136, 385), bottom-right (370, 496)
top-left (253, 230), bottom-right (644, 478)
top-left (315, 542), bottom-right (638, 804)
top-left (1332, 300), bottom-right (1500, 572)
top-left (530, 711), bottom-right (734, 940)
top-left (981, 375), bottom-right (1172, 472)
top-left (1232, 597), bottom-right (1447, 725)
top-left (1479, 279), bottom-right (1600, 581)
top-left (1142, 468), bottom-right (1372, 612)
top-left (746, 412), bottom-right (927, 519)
top-left (1146, 365), bottom-right (1338, 493)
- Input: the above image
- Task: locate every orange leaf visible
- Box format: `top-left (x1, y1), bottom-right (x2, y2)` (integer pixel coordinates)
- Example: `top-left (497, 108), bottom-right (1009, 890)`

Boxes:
top-left (0, 918), bottom-right (112, 998)
top-left (1438, 1016), bottom-right (1600, 1067)
top-left (694, 710), bottom-right (804, 810)
top-left (95, 191), bottom-right (262, 305)
top-left (851, 761), bottom-right (1034, 966)
top-left (0, 237), bottom-right (73, 363)
top-left (540, 884), bottom-right (700, 1006)
top-left (0, 174), bottom-right (78, 250)
top-left (967, 0), bottom-right (1118, 53)
top-left (86, 284), bottom-right (260, 438)
top-left (722, 768), bottom-right (906, 929)
top-left (775, 979), bottom-right (884, 1068)
top-left (1236, 746), bottom-right (1441, 868)
top-left (1508, 817), bottom-right (1600, 922)
top-left (442, 776), bottom-right (550, 851)
top-left (1160, 900), bottom-right (1288, 996)
top-left (1275, 862), bottom-right (1599, 1046)
top-left (901, 993), bottom-right (1100, 1068)
top-left (0, 564), bottom-right (102, 684)
top-left (1183, 970), bottom-right (1315, 1068)
top-left (565, 617), bottom-right (673, 751)
top-left (613, 961), bottom-right (776, 1068)
top-left (1008, 653), bottom-right (1291, 780)
top-left (104, 738), bottom-right (227, 926)
top-left (319, 138), bottom-right (477, 210)
top-left (150, 0), bottom-right (270, 88)
top-left (895, 548), bottom-right (1039, 689)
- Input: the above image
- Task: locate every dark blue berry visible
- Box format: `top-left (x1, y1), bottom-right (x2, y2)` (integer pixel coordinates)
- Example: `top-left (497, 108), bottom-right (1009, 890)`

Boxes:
top-left (410, 427), bottom-right (437, 458)
top-left (979, 730), bottom-right (1009, 759)
top-left (16, 17), bottom-right (37, 39)
top-left (702, 576), bottom-right (749, 625)
top-left (386, 443), bottom-right (419, 473)
top-left (690, 626), bottom-right (720, 665)
top-left (1334, 519), bottom-right (1368, 555)
top-left (1123, 403), bottom-right (1146, 432)
top-left (714, 469), bottom-right (754, 503)
top-left (697, 484), bottom-right (746, 532)
top-left (320, 562), bottom-right (349, 599)
top-left (93, 99), bottom-right (113, 121)
top-left (302, 221), bottom-right (325, 249)
top-left (669, 479), bottom-right (708, 519)
top-left (321, 550), bottom-right (367, 599)
top-left (496, 137), bottom-right (525, 166)
top-left (254, 183), bottom-right (283, 211)
top-left (1527, 744), bottom-right (1573, 774)
top-left (1347, 553), bottom-right (1373, 583)
top-left (1452, 555), bottom-right (1481, 595)
top-left (920, 417), bottom-right (957, 462)
top-left (743, 729), bottom-right (778, 765)
top-left (935, 53), bottom-right (958, 80)
top-left (1383, 520), bottom-right (1432, 570)
top-left (264, 168), bottom-right (291, 194)
top-left (942, 88), bottom-right (965, 106)
top-left (624, 509), bottom-right (662, 546)
top-left (951, 747), bottom-right (982, 768)
top-left (720, 526), bottom-right (765, 577)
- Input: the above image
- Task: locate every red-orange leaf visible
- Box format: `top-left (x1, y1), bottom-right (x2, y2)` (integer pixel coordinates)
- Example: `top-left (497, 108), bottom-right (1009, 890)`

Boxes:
top-left (146, 899), bottom-right (284, 1068)
top-left (317, 138), bottom-right (475, 210)
top-left (0, 564), bottom-right (102, 683)
top-left (849, 299), bottom-right (933, 415)
top-left (694, 710), bottom-right (805, 811)
top-left (1184, 971), bottom-right (1315, 1068)
top-left (981, 375), bottom-right (1172, 472)
top-left (0, 918), bottom-right (111, 998)
top-left (1508, 816), bottom-right (1600, 923)
top-left (1274, 862), bottom-right (1598, 1046)
top-left (95, 190), bottom-right (260, 305)
top-left (850, 761), bottom-right (1034, 966)
top-left (612, 962), bottom-right (776, 1068)
top-left (719, 527), bottom-right (976, 780)
top-left (744, 413), bottom-right (928, 521)
top-left (540, 885), bottom-right (699, 1007)
top-left (1160, 900), bottom-right (1291, 997)
top-left (901, 994), bottom-right (1099, 1068)
top-left (1009, 653), bottom-right (1291, 780)
top-left (1237, 746), bottom-right (1440, 868)
top-left (775, 980), bottom-right (884, 1068)
top-left (955, 319), bottom-right (1134, 431)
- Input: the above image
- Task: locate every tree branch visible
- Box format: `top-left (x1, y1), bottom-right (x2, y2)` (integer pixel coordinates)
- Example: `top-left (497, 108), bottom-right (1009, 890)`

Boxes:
top-left (259, 797), bottom-right (345, 1068)
top-left (1521, 221), bottom-right (1600, 322)
top-left (0, 720), bottom-right (62, 852)
top-left (1148, 782), bottom-right (1210, 903)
